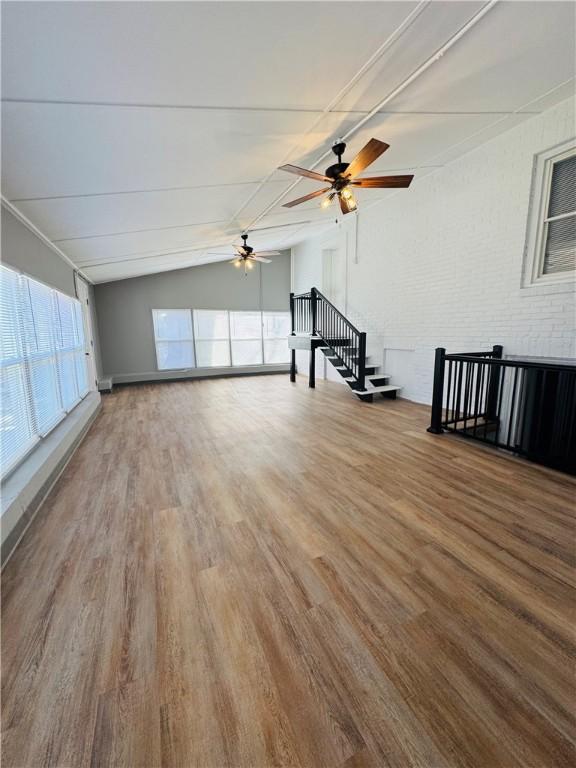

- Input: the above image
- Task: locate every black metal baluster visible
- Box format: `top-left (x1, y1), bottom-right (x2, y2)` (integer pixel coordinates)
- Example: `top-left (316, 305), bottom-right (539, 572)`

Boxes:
top-left (506, 367), bottom-right (519, 449)
top-left (445, 359), bottom-right (453, 429)
top-left (493, 362), bottom-right (506, 446)
top-left (473, 361), bottom-right (483, 437)
top-left (463, 361), bottom-right (472, 433)
top-left (455, 360), bottom-right (463, 426)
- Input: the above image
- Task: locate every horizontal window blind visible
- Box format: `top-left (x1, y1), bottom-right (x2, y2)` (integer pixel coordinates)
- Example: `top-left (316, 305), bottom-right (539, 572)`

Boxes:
top-left (152, 308), bottom-right (290, 371)
top-left (152, 309), bottom-right (195, 370)
top-left (0, 264), bottom-right (89, 478)
top-left (0, 267), bottom-right (36, 473)
top-left (543, 154), bottom-right (576, 275)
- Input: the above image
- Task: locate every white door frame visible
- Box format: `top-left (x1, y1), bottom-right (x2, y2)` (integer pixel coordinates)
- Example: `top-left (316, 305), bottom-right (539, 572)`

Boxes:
top-left (75, 276), bottom-right (97, 390)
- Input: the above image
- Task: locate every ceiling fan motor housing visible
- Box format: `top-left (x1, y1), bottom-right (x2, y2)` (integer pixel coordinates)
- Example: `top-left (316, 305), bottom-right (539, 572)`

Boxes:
top-left (240, 234), bottom-right (253, 255)
top-left (325, 162), bottom-right (350, 185)
top-left (327, 140), bottom-right (349, 184)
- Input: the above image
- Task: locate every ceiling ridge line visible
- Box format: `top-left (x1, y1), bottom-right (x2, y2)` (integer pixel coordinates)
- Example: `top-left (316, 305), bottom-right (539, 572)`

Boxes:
top-left (10, 179), bottom-right (289, 203)
top-left (53, 218), bottom-right (230, 242)
top-left (225, 1), bottom-right (430, 237)
top-left (19, 162), bottom-right (444, 209)
top-left (1, 98), bottom-right (361, 114)
top-left (242, 0), bottom-right (499, 234)
top-left (77, 220), bottom-right (316, 267)
top-left (79, 243), bottom-right (234, 269)
top-left (0, 98), bottom-right (545, 117)
top-left (1, 196), bottom-right (92, 283)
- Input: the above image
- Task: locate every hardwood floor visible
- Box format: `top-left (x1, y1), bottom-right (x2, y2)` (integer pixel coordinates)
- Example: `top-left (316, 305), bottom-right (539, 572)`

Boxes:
top-left (2, 374), bottom-right (575, 767)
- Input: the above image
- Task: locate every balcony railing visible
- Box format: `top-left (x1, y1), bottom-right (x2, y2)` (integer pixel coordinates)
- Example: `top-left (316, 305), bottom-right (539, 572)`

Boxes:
top-left (428, 345), bottom-right (576, 475)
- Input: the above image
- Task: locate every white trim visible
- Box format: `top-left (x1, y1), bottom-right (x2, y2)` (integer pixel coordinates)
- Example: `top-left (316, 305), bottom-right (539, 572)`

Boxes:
top-left (110, 365), bottom-right (289, 385)
top-left (523, 140), bottom-right (576, 290)
top-left (1, 197), bottom-right (92, 284)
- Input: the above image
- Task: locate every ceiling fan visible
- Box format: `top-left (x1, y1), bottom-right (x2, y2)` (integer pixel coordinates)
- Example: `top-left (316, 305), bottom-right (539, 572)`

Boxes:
top-left (209, 234), bottom-right (280, 275)
top-left (278, 138), bottom-right (413, 214)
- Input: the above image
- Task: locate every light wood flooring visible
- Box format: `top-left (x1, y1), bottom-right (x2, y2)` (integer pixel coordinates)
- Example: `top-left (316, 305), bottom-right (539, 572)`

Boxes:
top-left (2, 374), bottom-right (575, 767)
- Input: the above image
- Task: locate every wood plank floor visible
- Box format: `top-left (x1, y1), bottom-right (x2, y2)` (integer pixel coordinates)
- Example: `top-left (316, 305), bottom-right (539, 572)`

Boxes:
top-left (2, 374), bottom-right (575, 768)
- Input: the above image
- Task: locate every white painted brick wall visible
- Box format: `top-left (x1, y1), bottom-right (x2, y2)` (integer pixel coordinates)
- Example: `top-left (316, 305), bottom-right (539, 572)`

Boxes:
top-left (292, 97), bottom-right (576, 404)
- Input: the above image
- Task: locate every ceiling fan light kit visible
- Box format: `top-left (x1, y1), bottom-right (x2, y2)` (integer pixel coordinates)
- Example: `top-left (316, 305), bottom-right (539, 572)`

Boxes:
top-left (278, 137), bottom-right (414, 215)
top-left (208, 233), bottom-right (281, 275)
top-left (207, 138), bottom-right (413, 272)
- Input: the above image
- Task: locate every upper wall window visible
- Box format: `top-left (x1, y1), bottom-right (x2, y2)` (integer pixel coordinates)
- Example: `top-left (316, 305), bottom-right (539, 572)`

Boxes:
top-left (524, 142), bottom-right (576, 288)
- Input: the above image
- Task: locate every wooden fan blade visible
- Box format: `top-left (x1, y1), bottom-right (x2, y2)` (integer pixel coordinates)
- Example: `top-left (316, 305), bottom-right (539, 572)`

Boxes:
top-left (251, 255), bottom-right (272, 263)
top-left (339, 195), bottom-right (351, 215)
top-left (345, 139), bottom-right (389, 179)
top-left (278, 164), bottom-right (332, 182)
top-left (351, 175), bottom-right (414, 188)
top-left (282, 187), bottom-right (332, 208)
top-left (234, 245), bottom-right (248, 255)
top-left (254, 250), bottom-right (281, 257)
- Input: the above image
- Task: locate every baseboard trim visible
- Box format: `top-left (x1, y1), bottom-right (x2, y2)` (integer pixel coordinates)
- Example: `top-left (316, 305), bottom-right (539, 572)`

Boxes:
top-left (109, 365), bottom-right (290, 387)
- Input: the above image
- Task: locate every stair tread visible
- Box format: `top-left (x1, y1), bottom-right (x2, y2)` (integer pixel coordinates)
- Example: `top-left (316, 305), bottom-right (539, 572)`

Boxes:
top-left (357, 384), bottom-right (402, 394)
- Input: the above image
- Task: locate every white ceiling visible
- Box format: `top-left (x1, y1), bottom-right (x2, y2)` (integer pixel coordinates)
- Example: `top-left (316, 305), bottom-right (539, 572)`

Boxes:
top-left (2, 1), bottom-right (575, 283)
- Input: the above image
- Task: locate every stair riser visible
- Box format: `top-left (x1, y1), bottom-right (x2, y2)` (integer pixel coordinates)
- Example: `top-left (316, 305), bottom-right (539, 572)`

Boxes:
top-left (337, 366), bottom-right (378, 379)
top-left (368, 377), bottom-right (389, 387)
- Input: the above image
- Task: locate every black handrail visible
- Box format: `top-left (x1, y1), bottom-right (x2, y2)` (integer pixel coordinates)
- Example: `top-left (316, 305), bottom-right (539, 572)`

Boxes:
top-left (428, 345), bottom-right (576, 475)
top-left (290, 288), bottom-right (367, 391)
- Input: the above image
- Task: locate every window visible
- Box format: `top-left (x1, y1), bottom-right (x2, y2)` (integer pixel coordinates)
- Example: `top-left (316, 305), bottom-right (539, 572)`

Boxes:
top-left (151, 308), bottom-right (290, 370)
top-left (152, 310), bottom-right (195, 370)
top-left (194, 310), bottom-right (231, 368)
top-left (542, 153), bottom-right (576, 275)
top-left (0, 265), bottom-right (89, 478)
top-left (230, 311), bottom-right (263, 366)
top-left (524, 142), bottom-right (576, 287)
top-left (263, 312), bottom-right (291, 364)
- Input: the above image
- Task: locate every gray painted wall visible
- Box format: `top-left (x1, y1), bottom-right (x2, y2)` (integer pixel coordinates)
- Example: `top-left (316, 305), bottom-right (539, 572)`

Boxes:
top-left (1, 206), bottom-right (103, 379)
top-left (94, 251), bottom-right (291, 378)
top-left (2, 207), bottom-right (76, 296)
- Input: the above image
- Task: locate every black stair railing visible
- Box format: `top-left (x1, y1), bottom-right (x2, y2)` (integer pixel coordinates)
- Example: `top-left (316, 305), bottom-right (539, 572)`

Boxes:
top-left (428, 345), bottom-right (576, 475)
top-left (290, 288), bottom-right (367, 391)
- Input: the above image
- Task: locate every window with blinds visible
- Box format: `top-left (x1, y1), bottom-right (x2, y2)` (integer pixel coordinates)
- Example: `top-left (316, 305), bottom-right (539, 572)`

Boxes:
top-left (0, 264), bottom-right (89, 478)
top-left (542, 152), bottom-right (576, 275)
top-left (152, 309), bottom-right (195, 370)
top-left (152, 308), bottom-right (290, 370)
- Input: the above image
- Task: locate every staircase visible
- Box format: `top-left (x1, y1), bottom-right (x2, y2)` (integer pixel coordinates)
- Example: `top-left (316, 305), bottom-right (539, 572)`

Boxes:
top-left (288, 288), bottom-right (401, 403)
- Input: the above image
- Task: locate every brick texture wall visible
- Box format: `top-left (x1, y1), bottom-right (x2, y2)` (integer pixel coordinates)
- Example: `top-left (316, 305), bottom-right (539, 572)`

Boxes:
top-left (292, 97), bottom-right (575, 404)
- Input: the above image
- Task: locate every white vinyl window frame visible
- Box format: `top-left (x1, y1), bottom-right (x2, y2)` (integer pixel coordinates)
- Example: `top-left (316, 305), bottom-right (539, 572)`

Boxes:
top-left (152, 309), bottom-right (195, 371)
top-left (151, 308), bottom-right (291, 371)
top-left (523, 140), bottom-right (576, 289)
top-left (229, 310), bottom-right (264, 367)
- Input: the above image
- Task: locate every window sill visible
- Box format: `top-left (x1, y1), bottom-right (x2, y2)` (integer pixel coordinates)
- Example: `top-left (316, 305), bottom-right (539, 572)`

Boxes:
top-left (520, 275), bottom-right (576, 296)
top-left (1, 391), bottom-right (101, 565)
top-left (109, 364), bottom-right (290, 385)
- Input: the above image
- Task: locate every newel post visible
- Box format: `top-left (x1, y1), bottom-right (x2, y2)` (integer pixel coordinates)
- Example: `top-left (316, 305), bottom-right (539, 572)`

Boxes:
top-left (308, 289), bottom-right (317, 388)
top-left (427, 347), bottom-right (446, 434)
top-left (486, 344), bottom-right (503, 420)
top-left (357, 333), bottom-right (367, 392)
top-left (289, 292), bottom-right (296, 382)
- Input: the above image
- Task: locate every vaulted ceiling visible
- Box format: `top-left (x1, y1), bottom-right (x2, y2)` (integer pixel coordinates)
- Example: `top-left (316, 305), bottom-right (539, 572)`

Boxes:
top-left (2, 1), bottom-right (575, 282)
